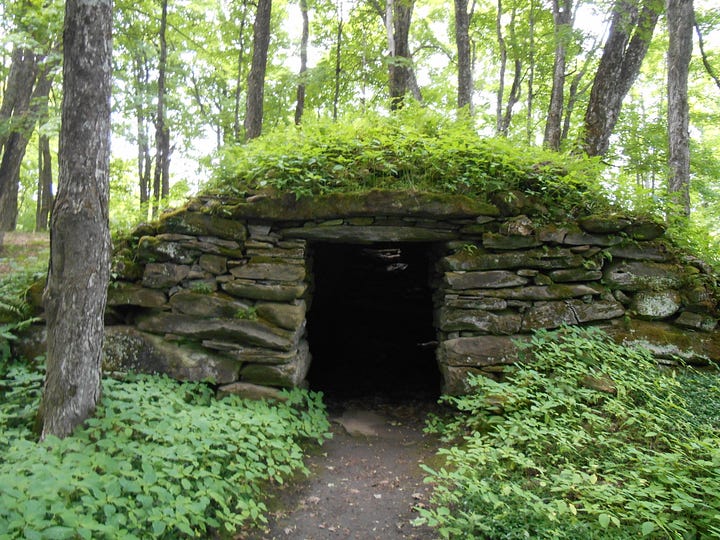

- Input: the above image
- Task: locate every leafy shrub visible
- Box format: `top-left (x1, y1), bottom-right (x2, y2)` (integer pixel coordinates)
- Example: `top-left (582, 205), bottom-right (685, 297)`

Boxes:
top-left (212, 107), bottom-right (604, 218)
top-left (0, 365), bottom-right (331, 539)
top-left (417, 326), bottom-right (720, 539)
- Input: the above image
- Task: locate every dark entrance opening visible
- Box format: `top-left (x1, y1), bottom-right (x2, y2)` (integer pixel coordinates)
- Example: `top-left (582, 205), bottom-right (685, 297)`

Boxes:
top-left (306, 242), bottom-right (440, 400)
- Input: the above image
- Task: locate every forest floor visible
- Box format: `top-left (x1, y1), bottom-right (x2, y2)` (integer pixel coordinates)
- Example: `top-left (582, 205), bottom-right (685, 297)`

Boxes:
top-left (239, 397), bottom-right (443, 540)
top-left (0, 232), bottom-right (49, 274)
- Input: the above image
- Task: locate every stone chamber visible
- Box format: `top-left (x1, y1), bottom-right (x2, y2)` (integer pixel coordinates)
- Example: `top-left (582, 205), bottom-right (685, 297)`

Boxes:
top-left (46, 189), bottom-right (720, 399)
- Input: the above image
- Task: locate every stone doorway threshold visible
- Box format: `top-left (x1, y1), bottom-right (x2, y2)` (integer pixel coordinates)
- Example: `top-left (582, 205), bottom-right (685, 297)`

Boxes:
top-left (239, 398), bottom-right (441, 540)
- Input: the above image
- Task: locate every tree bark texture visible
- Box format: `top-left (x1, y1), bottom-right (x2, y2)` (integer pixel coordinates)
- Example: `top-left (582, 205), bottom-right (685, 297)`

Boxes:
top-left (454, 0), bottom-right (473, 113)
top-left (40, 0), bottom-right (112, 440)
top-left (244, 0), bottom-right (272, 140)
top-left (0, 47), bottom-right (39, 232)
top-left (294, 0), bottom-right (309, 125)
top-left (543, 0), bottom-right (573, 150)
top-left (36, 132), bottom-right (53, 232)
top-left (582, 0), bottom-right (661, 156)
top-left (666, 0), bottom-right (693, 216)
top-left (153, 0), bottom-right (170, 216)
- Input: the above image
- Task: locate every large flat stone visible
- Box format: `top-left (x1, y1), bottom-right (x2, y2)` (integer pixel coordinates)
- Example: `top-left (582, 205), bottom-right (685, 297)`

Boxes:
top-left (605, 319), bottom-right (720, 365)
top-left (438, 308), bottom-right (522, 334)
top-left (442, 247), bottom-right (586, 272)
top-left (256, 301), bottom-right (306, 330)
top-left (438, 335), bottom-right (524, 367)
top-left (136, 313), bottom-right (296, 350)
top-left (222, 279), bottom-right (308, 301)
top-left (603, 261), bottom-right (687, 291)
top-left (281, 225), bottom-right (457, 243)
top-left (107, 283), bottom-right (167, 308)
top-left (444, 270), bottom-right (528, 290)
top-left (240, 341), bottom-right (311, 387)
top-left (142, 263), bottom-right (190, 289)
top-left (230, 262), bottom-right (306, 282)
top-left (103, 326), bottom-right (240, 383)
top-left (480, 283), bottom-right (603, 301)
top-left (168, 290), bottom-right (252, 317)
top-left (226, 190), bottom-right (500, 221)
top-left (159, 210), bottom-right (248, 241)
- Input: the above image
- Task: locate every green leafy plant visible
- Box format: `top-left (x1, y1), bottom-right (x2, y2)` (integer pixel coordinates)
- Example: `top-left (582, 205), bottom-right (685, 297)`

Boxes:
top-left (234, 306), bottom-right (258, 320)
top-left (188, 280), bottom-right (214, 294)
top-left (417, 326), bottom-right (720, 539)
top-left (211, 107), bottom-right (605, 219)
top-left (0, 365), bottom-right (331, 539)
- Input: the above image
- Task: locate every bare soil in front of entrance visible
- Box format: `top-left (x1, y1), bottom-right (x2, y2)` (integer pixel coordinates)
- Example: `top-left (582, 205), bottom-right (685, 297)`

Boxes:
top-left (240, 398), bottom-right (443, 540)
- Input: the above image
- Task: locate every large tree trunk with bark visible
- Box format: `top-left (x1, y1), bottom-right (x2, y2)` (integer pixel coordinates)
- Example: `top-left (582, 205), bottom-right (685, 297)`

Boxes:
top-left (244, 0), bottom-right (272, 140)
top-left (543, 0), bottom-right (573, 150)
top-left (582, 0), bottom-right (661, 156)
top-left (40, 0), bottom-right (112, 440)
top-left (666, 0), bottom-right (693, 216)
top-left (373, 0), bottom-right (420, 110)
top-left (455, 0), bottom-right (473, 113)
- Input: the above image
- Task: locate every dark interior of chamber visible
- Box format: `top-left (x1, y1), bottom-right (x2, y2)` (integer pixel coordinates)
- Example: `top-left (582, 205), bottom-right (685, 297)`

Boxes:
top-left (306, 242), bottom-right (439, 401)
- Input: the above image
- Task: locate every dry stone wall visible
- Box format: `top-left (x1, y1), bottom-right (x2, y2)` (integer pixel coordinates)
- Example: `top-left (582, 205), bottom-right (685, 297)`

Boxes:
top-left (101, 190), bottom-right (719, 397)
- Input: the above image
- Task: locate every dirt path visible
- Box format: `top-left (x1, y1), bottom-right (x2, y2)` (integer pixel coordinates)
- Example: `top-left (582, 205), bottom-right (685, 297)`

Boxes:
top-left (241, 398), bottom-right (441, 540)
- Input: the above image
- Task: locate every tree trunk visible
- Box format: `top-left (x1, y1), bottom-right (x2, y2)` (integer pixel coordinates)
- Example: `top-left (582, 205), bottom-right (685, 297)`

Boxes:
top-left (153, 0), bottom-right (170, 217)
top-left (373, 0), bottom-right (418, 110)
top-left (333, 18), bottom-right (343, 121)
top-left (526, 0), bottom-right (536, 143)
top-left (455, 0), bottom-right (473, 113)
top-left (134, 54), bottom-right (151, 207)
top-left (244, 0), bottom-right (272, 140)
top-left (582, 0), bottom-right (661, 156)
top-left (495, 0), bottom-right (507, 134)
top-left (666, 0), bottom-right (693, 216)
top-left (233, 10), bottom-right (248, 141)
top-left (543, 0), bottom-right (573, 150)
top-left (294, 0), bottom-right (309, 125)
top-left (40, 0), bottom-right (112, 440)
top-left (0, 47), bottom-right (39, 232)
top-left (35, 133), bottom-right (53, 232)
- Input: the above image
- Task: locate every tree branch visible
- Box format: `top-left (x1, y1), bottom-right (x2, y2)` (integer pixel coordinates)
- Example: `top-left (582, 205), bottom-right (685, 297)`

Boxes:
top-left (694, 20), bottom-right (720, 91)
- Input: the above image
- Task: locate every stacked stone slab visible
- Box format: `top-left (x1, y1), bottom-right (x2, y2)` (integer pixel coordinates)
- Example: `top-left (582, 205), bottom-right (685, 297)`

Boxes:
top-left (97, 190), bottom-right (719, 396)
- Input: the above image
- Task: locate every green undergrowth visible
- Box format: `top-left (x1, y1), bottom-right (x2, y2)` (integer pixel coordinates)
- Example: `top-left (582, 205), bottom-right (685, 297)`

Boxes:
top-left (0, 362), bottom-right (331, 539)
top-left (212, 107), bottom-right (605, 217)
top-left (418, 326), bottom-right (720, 539)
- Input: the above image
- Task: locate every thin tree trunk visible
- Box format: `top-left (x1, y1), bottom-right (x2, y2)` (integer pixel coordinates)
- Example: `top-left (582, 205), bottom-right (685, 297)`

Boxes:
top-left (294, 0), bottom-right (309, 124)
top-left (495, 0), bottom-right (507, 134)
top-left (667, 0), bottom-right (693, 216)
top-left (134, 55), bottom-right (151, 207)
top-left (40, 0), bottom-right (112, 440)
top-left (153, 0), bottom-right (170, 217)
top-left (583, 0), bottom-right (661, 156)
top-left (500, 58), bottom-right (521, 135)
top-left (233, 9), bottom-right (248, 141)
top-left (526, 0), bottom-right (535, 143)
top-left (333, 18), bottom-right (343, 121)
top-left (244, 0), bottom-right (272, 140)
top-left (35, 70), bottom-right (55, 232)
top-left (35, 134), bottom-right (53, 232)
top-left (694, 21), bottom-right (720, 91)
top-left (543, 0), bottom-right (573, 150)
top-left (455, 0), bottom-right (473, 113)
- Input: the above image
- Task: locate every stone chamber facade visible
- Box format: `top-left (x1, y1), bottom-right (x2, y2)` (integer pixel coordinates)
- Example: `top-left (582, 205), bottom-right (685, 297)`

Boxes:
top-left (95, 189), bottom-right (719, 398)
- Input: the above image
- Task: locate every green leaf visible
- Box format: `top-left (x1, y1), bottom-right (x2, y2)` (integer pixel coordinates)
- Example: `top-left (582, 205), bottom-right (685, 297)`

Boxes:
top-left (598, 514), bottom-right (611, 528)
top-left (641, 521), bottom-right (656, 536)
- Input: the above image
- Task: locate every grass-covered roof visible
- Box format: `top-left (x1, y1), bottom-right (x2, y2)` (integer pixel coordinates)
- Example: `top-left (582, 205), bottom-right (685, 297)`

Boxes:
top-left (210, 108), bottom-right (606, 219)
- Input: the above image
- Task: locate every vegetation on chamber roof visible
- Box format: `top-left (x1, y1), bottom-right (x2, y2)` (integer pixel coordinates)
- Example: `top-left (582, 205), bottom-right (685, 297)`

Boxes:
top-left (210, 108), bottom-right (608, 217)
